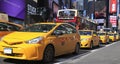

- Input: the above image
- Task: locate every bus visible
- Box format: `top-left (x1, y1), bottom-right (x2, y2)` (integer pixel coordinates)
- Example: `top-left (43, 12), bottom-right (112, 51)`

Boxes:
top-left (56, 9), bottom-right (80, 23)
top-left (56, 9), bottom-right (97, 31)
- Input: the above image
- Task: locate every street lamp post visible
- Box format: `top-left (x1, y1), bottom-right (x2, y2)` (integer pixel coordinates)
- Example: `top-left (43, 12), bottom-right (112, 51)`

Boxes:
top-left (93, 0), bottom-right (95, 19)
top-left (106, 0), bottom-right (109, 28)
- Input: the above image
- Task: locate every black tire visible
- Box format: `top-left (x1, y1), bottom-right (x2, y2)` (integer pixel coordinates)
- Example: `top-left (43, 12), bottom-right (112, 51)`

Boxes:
top-left (98, 40), bottom-right (100, 46)
top-left (43, 45), bottom-right (54, 63)
top-left (90, 42), bottom-right (93, 49)
top-left (106, 39), bottom-right (110, 44)
top-left (73, 43), bottom-right (80, 54)
top-left (97, 42), bottom-right (100, 47)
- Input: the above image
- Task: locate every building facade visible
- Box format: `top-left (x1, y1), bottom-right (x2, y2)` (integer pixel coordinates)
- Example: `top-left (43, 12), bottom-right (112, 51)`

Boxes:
top-left (37, 0), bottom-right (72, 21)
top-left (0, 0), bottom-right (38, 25)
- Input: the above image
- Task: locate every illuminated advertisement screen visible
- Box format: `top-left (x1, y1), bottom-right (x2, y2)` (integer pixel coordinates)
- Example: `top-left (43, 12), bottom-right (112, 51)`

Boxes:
top-left (109, 0), bottom-right (117, 13)
top-left (0, 0), bottom-right (25, 19)
top-left (110, 15), bottom-right (117, 27)
top-left (94, 1), bottom-right (106, 19)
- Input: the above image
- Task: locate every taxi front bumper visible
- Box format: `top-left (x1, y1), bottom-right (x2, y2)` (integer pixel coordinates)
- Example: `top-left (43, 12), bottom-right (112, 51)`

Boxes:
top-left (80, 41), bottom-right (91, 48)
top-left (99, 39), bottom-right (106, 44)
top-left (0, 43), bottom-right (44, 60)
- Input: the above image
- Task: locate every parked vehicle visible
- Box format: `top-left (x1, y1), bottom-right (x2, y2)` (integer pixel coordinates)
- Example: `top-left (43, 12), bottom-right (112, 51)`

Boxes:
top-left (97, 31), bottom-right (109, 44)
top-left (108, 32), bottom-right (116, 42)
top-left (56, 9), bottom-right (97, 31)
top-left (0, 21), bottom-right (23, 38)
top-left (79, 30), bottom-right (100, 48)
top-left (0, 22), bottom-right (80, 62)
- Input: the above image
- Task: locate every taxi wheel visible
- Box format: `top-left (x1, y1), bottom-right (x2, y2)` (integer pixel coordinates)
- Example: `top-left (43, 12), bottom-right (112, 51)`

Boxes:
top-left (97, 42), bottom-right (100, 47)
top-left (73, 43), bottom-right (80, 54)
top-left (43, 45), bottom-right (54, 63)
top-left (107, 39), bottom-right (110, 44)
top-left (90, 42), bottom-right (93, 49)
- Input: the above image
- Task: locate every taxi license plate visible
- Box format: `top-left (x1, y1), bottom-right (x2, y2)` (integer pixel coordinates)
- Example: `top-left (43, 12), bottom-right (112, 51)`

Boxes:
top-left (4, 48), bottom-right (12, 54)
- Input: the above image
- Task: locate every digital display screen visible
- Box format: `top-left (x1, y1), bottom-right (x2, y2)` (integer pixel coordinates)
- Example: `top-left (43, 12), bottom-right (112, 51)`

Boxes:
top-left (0, 0), bottom-right (25, 19)
top-left (94, 1), bottom-right (106, 19)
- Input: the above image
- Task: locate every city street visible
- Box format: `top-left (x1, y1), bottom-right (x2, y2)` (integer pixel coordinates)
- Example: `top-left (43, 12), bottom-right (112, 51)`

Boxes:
top-left (0, 41), bottom-right (120, 64)
top-left (0, 0), bottom-right (120, 64)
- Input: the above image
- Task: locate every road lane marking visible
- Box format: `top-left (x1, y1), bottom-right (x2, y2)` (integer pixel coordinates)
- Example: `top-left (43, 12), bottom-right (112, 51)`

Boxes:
top-left (54, 41), bottom-right (119, 64)
top-left (91, 42), bottom-right (117, 53)
top-left (72, 41), bottom-right (119, 62)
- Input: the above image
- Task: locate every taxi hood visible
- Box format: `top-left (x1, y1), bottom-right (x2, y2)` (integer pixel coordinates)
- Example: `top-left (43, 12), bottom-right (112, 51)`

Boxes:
top-left (2, 32), bottom-right (48, 44)
top-left (81, 35), bottom-right (92, 39)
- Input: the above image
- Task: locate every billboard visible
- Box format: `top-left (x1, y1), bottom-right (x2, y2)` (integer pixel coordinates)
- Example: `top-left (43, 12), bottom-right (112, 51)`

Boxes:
top-left (110, 15), bottom-right (117, 27)
top-left (109, 0), bottom-right (117, 13)
top-left (94, 1), bottom-right (106, 19)
top-left (0, 0), bottom-right (25, 19)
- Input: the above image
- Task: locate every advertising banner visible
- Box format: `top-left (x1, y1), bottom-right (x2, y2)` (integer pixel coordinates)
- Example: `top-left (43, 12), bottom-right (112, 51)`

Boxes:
top-left (110, 15), bottom-right (117, 27)
top-left (0, 0), bottom-right (25, 19)
top-left (94, 1), bottom-right (106, 19)
top-left (109, 0), bottom-right (117, 13)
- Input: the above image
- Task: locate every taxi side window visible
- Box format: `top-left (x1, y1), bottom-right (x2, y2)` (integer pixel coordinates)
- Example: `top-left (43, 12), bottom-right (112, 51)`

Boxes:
top-left (62, 24), bottom-right (76, 34)
top-left (56, 25), bottom-right (67, 34)
top-left (51, 25), bottom-right (67, 35)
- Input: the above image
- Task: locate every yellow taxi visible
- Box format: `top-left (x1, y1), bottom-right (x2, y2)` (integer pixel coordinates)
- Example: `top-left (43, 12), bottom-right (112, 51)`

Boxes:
top-left (97, 31), bottom-right (109, 44)
top-left (0, 21), bottom-right (23, 38)
top-left (108, 32), bottom-right (116, 42)
top-left (115, 33), bottom-right (120, 41)
top-left (0, 22), bottom-right (80, 62)
top-left (79, 30), bottom-right (100, 49)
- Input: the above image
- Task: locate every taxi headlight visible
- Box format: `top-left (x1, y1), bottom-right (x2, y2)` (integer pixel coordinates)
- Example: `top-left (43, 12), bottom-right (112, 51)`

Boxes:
top-left (27, 37), bottom-right (43, 44)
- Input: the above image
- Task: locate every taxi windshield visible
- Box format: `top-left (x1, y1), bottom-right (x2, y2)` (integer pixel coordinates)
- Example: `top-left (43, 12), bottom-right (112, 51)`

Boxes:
top-left (108, 33), bottom-right (114, 36)
top-left (22, 24), bottom-right (56, 32)
top-left (79, 31), bottom-right (92, 35)
top-left (58, 10), bottom-right (75, 19)
top-left (114, 34), bottom-right (117, 35)
top-left (98, 33), bottom-right (106, 35)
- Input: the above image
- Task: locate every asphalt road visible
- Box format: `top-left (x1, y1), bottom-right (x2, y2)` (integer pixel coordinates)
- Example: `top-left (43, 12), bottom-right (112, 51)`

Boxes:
top-left (60, 41), bottom-right (120, 64)
top-left (0, 41), bottom-right (120, 64)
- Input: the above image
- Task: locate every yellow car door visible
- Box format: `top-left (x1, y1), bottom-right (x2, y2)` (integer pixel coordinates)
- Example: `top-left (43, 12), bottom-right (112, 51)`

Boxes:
top-left (62, 24), bottom-right (78, 52)
top-left (93, 31), bottom-right (99, 46)
top-left (47, 35), bottom-right (65, 56)
top-left (50, 25), bottom-right (68, 55)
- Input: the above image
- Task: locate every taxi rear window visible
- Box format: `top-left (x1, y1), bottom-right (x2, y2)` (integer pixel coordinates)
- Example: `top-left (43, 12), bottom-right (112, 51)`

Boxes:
top-left (98, 33), bottom-right (106, 35)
